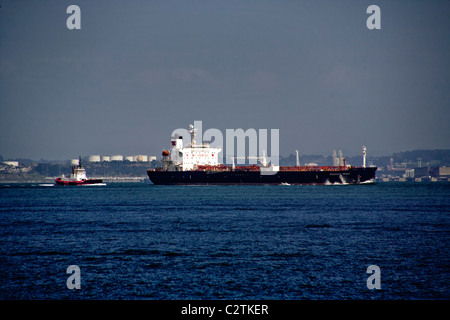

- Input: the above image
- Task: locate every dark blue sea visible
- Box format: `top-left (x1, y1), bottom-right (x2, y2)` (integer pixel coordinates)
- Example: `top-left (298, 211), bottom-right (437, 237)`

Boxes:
top-left (0, 182), bottom-right (449, 300)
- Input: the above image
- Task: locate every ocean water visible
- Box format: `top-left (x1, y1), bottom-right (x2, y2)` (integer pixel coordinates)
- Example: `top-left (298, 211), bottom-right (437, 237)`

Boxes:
top-left (0, 182), bottom-right (448, 300)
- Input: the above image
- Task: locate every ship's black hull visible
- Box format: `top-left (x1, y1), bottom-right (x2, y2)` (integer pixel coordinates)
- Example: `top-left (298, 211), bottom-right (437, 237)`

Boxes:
top-left (147, 167), bottom-right (377, 185)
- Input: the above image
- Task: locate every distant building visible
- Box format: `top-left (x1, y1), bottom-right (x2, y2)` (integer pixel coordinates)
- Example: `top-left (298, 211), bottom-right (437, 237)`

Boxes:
top-left (437, 166), bottom-right (450, 178)
top-left (135, 155), bottom-right (148, 162)
top-left (414, 166), bottom-right (430, 178)
top-left (111, 155), bottom-right (123, 161)
top-left (2, 161), bottom-right (19, 167)
top-left (74, 154), bottom-right (158, 163)
top-left (88, 155), bottom-right (101, 162)
top-left (305, 163), bottom-right (318, 167)
top-left (405, 169), bottom-right (415, 179)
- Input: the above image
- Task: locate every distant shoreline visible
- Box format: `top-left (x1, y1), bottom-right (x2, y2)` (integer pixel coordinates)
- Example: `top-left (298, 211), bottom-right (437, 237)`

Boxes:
top-left (0, 176), bottom-right (148, 184)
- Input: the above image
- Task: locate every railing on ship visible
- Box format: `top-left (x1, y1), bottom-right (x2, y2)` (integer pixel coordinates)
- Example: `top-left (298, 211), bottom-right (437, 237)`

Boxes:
top-left (150, 165), bottom-right (352, 172)
top-left (279, 166), bottom-right (351, 172)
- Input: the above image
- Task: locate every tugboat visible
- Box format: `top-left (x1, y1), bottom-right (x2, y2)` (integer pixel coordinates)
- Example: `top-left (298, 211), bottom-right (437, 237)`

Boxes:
top-left (55, 157), bottom-right (104, 186)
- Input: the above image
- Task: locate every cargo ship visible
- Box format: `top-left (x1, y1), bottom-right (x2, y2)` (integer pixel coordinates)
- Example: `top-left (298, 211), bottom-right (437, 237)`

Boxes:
top-left (55, 157), bottom-right (104, 186)
top-left (147, 124), bottom-right (377, 185)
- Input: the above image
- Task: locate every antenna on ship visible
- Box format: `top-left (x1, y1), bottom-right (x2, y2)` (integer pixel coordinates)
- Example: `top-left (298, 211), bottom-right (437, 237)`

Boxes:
top-left (261, 150), bottom-right (267, 167)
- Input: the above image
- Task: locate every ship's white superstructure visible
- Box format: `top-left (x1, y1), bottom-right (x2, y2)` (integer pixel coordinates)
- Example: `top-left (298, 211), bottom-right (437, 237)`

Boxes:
top-left (164, 124), bottom-right (222, 171)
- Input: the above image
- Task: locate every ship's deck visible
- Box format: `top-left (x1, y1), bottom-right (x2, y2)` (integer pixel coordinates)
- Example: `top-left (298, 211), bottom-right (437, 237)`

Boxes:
top-left (149, 165), bottom-right (361, 172)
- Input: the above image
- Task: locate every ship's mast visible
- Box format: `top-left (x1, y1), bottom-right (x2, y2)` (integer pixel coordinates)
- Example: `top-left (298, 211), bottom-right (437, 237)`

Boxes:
top-left (189, 124), bottom-right (197, 147)
top-left (230, 152), bottom-right (268, 169)
top-left (362, 146), bottom-right (367, 168)
top-left (295, 150), bottom-right (300, 167)
top-left (332, 150), bottom-right (338, 166)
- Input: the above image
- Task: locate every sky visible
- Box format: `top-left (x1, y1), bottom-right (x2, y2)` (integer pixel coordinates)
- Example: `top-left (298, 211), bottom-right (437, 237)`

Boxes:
top-left (0, 0), bottom-right (449, 160)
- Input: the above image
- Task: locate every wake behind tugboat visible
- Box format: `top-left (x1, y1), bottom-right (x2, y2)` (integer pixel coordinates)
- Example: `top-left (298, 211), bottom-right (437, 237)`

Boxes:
top-left (55, 157), bottom-right (105, 186)
top-left (147, 123), bottom-right (377, 185)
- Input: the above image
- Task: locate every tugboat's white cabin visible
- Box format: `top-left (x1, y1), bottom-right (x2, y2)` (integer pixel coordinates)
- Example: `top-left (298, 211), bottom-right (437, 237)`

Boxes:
top-left (70, 166), bottom-right (87, 181)
top-left (69, 157), bottom-right (87, 181)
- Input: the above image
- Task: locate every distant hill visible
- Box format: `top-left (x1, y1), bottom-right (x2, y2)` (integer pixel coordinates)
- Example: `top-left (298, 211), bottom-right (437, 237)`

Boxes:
top-left (391, 149), bottom-right (450, 164)
top-left (280, 149), bottom-right (450, 168)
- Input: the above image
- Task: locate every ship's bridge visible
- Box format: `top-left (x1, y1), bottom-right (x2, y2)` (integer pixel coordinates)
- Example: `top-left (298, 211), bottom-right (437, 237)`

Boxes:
top-left (169, 136), bottom-right (221, 171)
